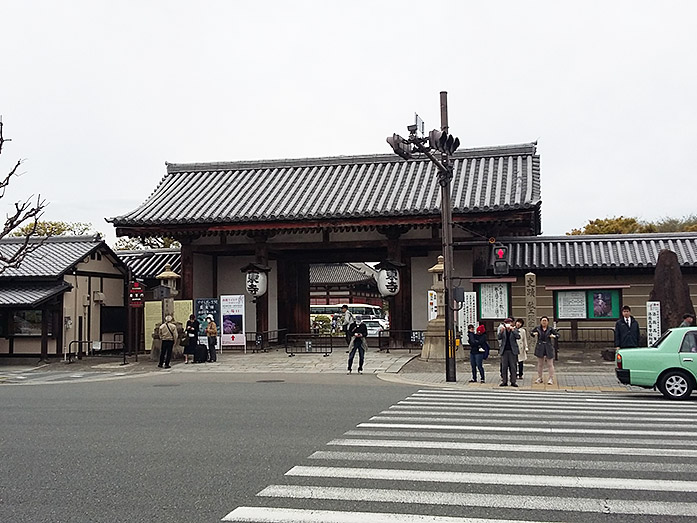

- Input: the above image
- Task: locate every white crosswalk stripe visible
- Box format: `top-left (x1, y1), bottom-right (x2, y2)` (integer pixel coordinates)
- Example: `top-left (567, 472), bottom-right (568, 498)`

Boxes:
top-left (221, 389), bottom-right (697, 522)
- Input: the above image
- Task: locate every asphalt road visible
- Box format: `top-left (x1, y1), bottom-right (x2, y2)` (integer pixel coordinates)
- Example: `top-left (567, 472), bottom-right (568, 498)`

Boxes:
top-left (0, 372), bottom-right (416, 523)
top-left (4, 371), bottom-right (697, 522)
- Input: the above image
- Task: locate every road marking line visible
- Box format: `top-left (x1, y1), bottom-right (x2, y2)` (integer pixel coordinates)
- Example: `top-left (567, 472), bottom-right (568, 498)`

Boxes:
top-left (371, 414), bottom-right (697, 428)
top-left (330, 437), bottom-right (697, 457)
top-left (396, 401), bottom-right (697, 414)
top-left (257, 485), bottom-right (697, 517)
top-left (221, 506), bottom-right (546, 522)
top-left (408, 394), bottom-right (697, 409)
top-left (357, 421), bottom-right (697, 437)
top-left (383, 408), bottom-right (697, 423)
top-left (308, 450), bottom-right (697, 472)
top-left (286, 465), bottom-right (697, 492)
top-left (344, 429), bottom-right (697, 447)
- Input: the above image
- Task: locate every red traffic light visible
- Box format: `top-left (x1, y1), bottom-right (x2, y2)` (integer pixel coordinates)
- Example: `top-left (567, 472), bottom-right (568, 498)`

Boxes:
top-left (496, 248), bottom-right (506, 259)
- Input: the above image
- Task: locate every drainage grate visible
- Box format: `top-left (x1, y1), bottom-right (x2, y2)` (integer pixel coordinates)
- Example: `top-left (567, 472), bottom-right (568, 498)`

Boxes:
top-left (256, 379), bottom-right (285, 383)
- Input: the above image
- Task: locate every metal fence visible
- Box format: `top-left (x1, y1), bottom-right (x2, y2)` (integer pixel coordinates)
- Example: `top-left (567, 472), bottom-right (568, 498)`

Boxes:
top-left (376, 330), bottom-right (426, 353)
top-left (285, 333), bottom-right (334, 357)
top-left (243, 329), bottom-right (288, 353)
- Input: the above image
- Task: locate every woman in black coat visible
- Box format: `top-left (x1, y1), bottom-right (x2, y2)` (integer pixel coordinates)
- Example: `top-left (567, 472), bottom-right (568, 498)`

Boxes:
top-left (184, 314), bottom-right (199, 364)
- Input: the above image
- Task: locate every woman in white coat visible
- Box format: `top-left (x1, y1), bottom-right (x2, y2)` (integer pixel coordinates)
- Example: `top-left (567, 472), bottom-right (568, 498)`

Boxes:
top-left (515, 318), bottom-right (529, 379)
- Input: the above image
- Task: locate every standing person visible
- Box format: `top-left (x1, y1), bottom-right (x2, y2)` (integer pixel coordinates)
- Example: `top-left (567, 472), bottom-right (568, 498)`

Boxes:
top-left (467, 324), bottom-right (485, 383)
top-left (515, 318), bottom-right (529, 379)
top-left (184, 314), bottom-right (199, 364)
top-left (496, 317), bottom-right (520, 387)
top-left (531, 316), bottom-right (559, 384)
top-left (614, 305), bottom-right (641, 350)
top-left (158, 315), bottom-right (177, 369)
top-left (679, 314), bottom-right (695, 328)
top-left (205, 315), bottom-right (218, 362)
top-left (340, 304), bottom-right (355, 346)
top-left (347, 317), bottom-right (368, 374)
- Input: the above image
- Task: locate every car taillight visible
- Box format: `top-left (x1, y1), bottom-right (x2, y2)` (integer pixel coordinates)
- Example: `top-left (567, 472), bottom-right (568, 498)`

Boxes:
top-left (616, 353), bottom-right (622, 369)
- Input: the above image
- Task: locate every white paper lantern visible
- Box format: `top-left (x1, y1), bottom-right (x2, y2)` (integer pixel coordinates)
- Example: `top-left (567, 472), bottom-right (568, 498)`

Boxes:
top-left (245, 270), bottom-right (268, 297)
top-left (377, 267), bottom-right (400, 297)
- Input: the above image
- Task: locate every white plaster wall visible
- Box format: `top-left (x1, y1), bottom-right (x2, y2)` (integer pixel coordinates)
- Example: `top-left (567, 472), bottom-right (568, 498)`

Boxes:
top-left (411, 249), bottom-right (474, 330)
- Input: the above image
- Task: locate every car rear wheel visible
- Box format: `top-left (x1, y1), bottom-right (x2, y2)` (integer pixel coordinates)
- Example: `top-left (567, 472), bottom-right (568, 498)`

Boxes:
top-left (657, 370), bottom-right (693, 400)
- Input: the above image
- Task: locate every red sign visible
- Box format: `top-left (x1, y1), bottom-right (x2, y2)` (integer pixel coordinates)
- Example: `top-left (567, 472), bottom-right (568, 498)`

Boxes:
top-left (129, 282), bottom-right (145, 308)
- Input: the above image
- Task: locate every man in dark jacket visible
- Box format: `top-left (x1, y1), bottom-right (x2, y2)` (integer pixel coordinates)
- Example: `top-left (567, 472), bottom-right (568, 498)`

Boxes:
top-left (496, 318), bottom-right (520, 387)
top-left (347, 318), bottom-right (368, 374)
top-left (615, 305), bottom-right (641, 349)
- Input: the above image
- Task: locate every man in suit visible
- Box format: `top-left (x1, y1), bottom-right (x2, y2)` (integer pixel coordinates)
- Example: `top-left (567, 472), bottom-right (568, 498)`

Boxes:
top-left (496, 317), bottom-right (521, 387)
top-left (615, 305), bottom-right (641, 349)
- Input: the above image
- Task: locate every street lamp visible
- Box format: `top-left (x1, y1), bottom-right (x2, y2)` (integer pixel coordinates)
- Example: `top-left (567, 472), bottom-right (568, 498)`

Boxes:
top-left (386, 91), bottom-right (459, 382)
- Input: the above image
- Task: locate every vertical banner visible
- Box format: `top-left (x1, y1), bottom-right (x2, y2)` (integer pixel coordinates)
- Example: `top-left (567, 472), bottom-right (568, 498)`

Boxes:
top-left (194, 298), bottom-right (220, 345)
top-left (458, 292), bottom-right (478, 343)
top-left (646, 301), bottom-right (661, 346)
top-left (427, 290), bottom-right (437, 321)
top-left (525, 273), bottom-right (537, 340)
top-left (221, 295), bottom-right (245, 346)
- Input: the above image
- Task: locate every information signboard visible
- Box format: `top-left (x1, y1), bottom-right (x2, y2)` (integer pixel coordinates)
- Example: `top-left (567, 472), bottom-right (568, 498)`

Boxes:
top-left (221, 295), bottom-right (245, 346)
top-left (479, 282), bottom-right (509, 319)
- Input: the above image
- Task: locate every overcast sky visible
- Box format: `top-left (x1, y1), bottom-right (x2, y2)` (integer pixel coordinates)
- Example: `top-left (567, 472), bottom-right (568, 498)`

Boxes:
top-left (1, 1), bottom-right (695, 245)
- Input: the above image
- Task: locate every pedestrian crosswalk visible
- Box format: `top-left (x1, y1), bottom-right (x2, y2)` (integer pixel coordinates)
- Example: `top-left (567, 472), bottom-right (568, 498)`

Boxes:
top-left (222, 388), bottom-right (697, 522)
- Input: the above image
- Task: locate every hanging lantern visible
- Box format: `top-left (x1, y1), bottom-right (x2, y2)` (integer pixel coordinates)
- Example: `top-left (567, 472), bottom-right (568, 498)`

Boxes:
top-left (375, 260), bottom-right (405, 297)
top-left (240, 263), bottom-right (270, 297)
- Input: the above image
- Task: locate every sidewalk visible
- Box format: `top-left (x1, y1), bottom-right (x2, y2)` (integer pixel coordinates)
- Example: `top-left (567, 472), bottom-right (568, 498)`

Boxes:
top-left (0, 345), bottom-right (631, 392)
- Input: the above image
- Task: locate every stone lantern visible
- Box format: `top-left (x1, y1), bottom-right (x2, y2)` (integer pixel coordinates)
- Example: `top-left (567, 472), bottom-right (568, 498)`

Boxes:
top-left (152, 264), bottom-right (181, 361)
top-left (421, 256), bottom-right (464, 362)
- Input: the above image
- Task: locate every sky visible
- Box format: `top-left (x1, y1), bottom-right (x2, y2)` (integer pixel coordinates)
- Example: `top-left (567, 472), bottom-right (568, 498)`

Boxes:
top-left (1, 0), bottom-right (695, 245)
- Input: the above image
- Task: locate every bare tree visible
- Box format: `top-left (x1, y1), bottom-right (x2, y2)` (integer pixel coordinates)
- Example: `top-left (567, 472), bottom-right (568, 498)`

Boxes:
top-left (0, 118), bottom-right (47, 274)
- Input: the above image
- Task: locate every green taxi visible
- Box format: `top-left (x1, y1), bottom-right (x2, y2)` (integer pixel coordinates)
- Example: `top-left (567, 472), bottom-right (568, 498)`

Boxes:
top-left (616, 327), bottom-right (697, 400)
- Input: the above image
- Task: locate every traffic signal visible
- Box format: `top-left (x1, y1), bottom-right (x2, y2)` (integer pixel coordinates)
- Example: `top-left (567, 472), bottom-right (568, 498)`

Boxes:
top-left (492, 244), bottom-right (509, 275)
top-left (386, 134), bottom-right (413, 160)
top-left (428, 129), bottom-right (460, 154)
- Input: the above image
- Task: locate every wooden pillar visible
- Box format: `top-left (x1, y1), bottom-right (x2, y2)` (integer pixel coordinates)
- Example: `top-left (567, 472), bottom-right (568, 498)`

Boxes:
top-left (180, 239), bottom-right (193, 300)
top-left (40, 306), bottom-right (49, 361)
top-left (276, 257), bottom-right (309, 333)
top-left (386, 228), bottom-right (412, 333)
top-left (255, 239), bottom-right (269, 335)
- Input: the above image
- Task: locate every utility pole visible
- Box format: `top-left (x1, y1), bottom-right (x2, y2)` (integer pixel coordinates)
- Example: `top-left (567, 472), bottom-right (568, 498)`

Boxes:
top-left (438, 91), bottom-right (457, 382)
top-left (386, 91), bottom-right (459, 382)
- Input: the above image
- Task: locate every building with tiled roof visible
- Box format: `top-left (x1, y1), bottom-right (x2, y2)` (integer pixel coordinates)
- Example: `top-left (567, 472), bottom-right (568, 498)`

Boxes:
top-left (0, 236), bottom-right (128, 358)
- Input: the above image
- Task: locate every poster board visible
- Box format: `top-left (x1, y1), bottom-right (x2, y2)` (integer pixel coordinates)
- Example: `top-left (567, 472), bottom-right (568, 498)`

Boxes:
top-left (479, 283), bottom-right (509, 319)
top-left (221, 295), bottom-right (245, 346)
top-left (144, 301), bottom-right (162, 351)
top-left (143, 300), bottom-right (193, 351)
top-left (195, 298), bottom-right (220, 346)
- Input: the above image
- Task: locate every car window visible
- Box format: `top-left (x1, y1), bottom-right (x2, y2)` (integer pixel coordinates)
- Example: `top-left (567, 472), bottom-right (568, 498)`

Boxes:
top-left (651, 330), bottom-right (672, 348)
top-left (680, 332), bottom-right (697, 353)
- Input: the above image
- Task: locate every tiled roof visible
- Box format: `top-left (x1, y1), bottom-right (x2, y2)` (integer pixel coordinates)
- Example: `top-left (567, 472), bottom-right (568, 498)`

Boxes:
top-left (0, 281), bottom-right (72, 307)
top-left (117, 249), bottom-right (182, 279)
top-left (498, 233), bottom-right (697, 270)
top-left (310, 263), bottom-right (377, 285)
top-left (0, 235), bottom-right (105, 279)
top-left (109, 143), bottom-right (540, 227)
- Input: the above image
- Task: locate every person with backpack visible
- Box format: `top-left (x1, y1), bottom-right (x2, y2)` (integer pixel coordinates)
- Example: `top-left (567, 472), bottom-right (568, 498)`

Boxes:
top-left (157, 315), bottom-right (177, 369)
